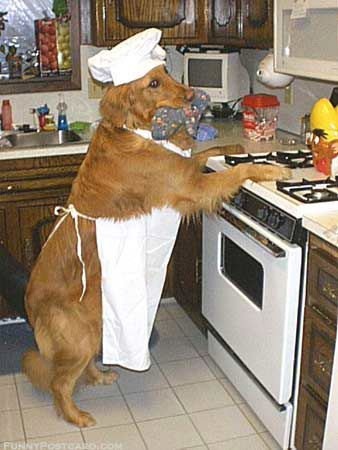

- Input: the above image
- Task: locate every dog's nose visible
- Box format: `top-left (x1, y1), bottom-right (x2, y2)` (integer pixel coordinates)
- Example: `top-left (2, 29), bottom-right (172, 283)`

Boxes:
top-left (185, 88), bottom-right (195, 102)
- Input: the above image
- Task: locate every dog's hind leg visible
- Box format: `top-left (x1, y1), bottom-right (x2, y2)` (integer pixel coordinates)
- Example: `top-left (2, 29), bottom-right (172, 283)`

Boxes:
top-left (51, 348), bottom-right (96, 427)
top-left (84, 358), bottom-right (119, 386)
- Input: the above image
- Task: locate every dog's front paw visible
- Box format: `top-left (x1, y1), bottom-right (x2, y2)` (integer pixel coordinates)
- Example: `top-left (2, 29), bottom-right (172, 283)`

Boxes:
top-left (76, 410), bottom-right (96, 428)
top-left (264, 166), bottom-right (292, 181)
top-left (278, 167), bottom-right (292, 180)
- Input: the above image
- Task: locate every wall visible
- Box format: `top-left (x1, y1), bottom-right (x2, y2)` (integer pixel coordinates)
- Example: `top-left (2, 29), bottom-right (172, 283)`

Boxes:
top-left (240, 49), bottom-right (337, 135)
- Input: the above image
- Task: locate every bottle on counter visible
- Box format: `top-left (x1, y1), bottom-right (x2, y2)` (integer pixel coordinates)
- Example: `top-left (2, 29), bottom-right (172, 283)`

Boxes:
top-left (56, 93), bottom-right (68, 131)
top-left (1, 99), bottom-right (13, 131)
top-left (44, 114), bottom-right (56, 132)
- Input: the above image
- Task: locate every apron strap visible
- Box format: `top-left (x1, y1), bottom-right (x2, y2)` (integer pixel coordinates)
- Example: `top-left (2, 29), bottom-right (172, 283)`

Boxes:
top-left (46, 204), bottom-right (96, 302)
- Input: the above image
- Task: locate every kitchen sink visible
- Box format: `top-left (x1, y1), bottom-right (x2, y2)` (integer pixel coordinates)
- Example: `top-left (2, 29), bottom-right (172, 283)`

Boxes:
top-left (1, 130), bottom-right (82, 149)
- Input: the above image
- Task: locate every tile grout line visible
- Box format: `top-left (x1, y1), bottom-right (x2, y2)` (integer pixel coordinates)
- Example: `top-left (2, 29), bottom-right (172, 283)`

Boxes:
top-left (112, 378), bottom-right (150, 450)
top-left (153, 350), bottom-right (209, 448)
top-left (13, 371), bottom-right (28, 443)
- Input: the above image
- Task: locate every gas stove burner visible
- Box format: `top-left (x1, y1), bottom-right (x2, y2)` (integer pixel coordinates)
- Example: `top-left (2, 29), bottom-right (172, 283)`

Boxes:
top-left (276, 177), bottom-right (338, 203)
top-left (275, 149), bottom-right (313, 169)
top-left (303, 189), bottom-right (338, 202)
top-left (223, 149), bottom-right (313, 168)
top-left (223, 153), bottom-right (273, 166)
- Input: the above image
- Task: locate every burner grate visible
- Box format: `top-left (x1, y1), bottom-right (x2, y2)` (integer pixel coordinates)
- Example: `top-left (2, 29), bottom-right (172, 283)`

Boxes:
top-left (223, 149), bottom-right (313, 169)
top-left (276, 177), bottom-right (338, 203)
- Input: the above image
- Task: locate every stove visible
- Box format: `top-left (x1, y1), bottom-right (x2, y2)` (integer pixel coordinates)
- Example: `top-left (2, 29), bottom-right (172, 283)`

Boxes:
top-left (207, 149), bottom-right (338, 241)
top-left (202, 148), bottom-right (338, 448)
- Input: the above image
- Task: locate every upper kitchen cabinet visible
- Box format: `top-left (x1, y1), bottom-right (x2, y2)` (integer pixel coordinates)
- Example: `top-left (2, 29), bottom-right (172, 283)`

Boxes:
top-left (210, 0), bottom-right (243, 45)
top-left (91, 0), bottom-right (208, 46)
top-left (241, 0), bottom-right (273, 48)
top-left (0, 0), bottom-right (81, 95)
top-left (209, 0), bottom-right (273, 49)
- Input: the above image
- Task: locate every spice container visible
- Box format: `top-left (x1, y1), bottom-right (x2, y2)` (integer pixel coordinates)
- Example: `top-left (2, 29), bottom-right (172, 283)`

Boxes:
top-left (242, 94), bottom-right (280, 141)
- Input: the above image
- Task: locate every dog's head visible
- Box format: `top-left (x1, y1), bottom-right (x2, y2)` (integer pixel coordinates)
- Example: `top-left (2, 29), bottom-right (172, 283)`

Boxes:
top-left (100, 65), bottom-right (195, 129)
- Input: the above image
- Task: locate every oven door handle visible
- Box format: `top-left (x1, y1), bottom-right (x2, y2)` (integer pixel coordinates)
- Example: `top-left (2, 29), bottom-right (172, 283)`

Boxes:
top-left (218, 209), bottom-right (286, 258)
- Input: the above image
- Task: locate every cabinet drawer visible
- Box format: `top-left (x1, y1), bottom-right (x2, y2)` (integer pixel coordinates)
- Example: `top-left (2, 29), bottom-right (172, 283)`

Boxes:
top-left (307, 237), bottom-right (338, 323)
top-left (295, 385), bottom-right (326, 450)
top-left (301, 306), bottom-right (336, 403)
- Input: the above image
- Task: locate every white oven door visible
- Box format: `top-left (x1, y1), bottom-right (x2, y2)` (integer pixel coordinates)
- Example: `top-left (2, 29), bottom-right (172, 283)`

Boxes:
top-left (202, 205), bottom-right (302, 404)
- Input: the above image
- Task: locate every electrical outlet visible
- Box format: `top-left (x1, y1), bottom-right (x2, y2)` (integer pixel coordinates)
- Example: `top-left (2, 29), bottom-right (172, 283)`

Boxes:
top-left (88, 76), bottom-right (106, 99)
top-left (284, 85), bottom-right (294, 105)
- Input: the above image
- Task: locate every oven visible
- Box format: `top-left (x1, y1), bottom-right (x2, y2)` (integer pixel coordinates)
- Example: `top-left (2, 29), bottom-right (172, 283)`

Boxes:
top-left (202, 197), bottom-right (306, 449)
top-left (203, 204), bottom-right (302, 404)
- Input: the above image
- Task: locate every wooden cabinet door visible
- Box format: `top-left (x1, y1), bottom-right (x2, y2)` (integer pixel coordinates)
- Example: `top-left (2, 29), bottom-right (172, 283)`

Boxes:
top-left (296, 385), bottom-right (327, 450)
top-left (173, 220), bottom-right (205, 332)
top-left (0, 206), bottom-right (8, 248)
top-left (91, 0), bottom-right (207, 46)
top-left (15, 192), bottom-right (69, 271)
top-left (241, 0), bottom-right (273, 48)
top-left (209, 0), bottom-right (243, 44)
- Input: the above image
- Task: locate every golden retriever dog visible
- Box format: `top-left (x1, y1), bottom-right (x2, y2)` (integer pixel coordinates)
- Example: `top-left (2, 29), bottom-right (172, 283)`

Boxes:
top-left (23, 65), bottom-right (289, 427)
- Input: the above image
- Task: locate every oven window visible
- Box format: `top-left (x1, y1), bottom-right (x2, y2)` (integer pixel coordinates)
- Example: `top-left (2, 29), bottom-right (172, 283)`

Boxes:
top-left (220, 234), bottom-right (264, 309)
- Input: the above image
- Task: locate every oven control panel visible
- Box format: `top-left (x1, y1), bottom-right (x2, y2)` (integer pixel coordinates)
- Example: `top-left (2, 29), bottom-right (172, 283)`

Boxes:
top-left (231, 188), bottom-right (305, 244)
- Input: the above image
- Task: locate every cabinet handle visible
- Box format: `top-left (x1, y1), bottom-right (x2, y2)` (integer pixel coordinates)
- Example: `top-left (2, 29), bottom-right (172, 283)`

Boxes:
top-left (311, 305), bottom-right (333, 326)
top-left (322, 282), bottom-right (337, 302)
top-left (314, 358), bottom-right (332, 377)
top-left (195, 257), bottom-right (202, 284)
top-left (2, 184), bottom-right (18, 193)
top-left (24, 238), bottom-right (34, 269)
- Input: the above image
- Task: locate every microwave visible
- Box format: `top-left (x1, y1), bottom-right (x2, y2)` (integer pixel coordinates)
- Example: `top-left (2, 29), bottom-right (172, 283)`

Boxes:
top-left (274, 0), bottom-right (338, 82)
top-left (183, 51), bottom-right (249, 104)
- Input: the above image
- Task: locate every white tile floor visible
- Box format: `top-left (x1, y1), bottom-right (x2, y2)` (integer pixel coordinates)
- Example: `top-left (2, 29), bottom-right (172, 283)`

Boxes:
top-left (0, 299), bottom-right (282, 450)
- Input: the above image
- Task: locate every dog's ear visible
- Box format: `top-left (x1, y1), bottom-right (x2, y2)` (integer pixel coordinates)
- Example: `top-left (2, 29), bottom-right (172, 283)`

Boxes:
top-left (100, 85), bottom-right (132, 127)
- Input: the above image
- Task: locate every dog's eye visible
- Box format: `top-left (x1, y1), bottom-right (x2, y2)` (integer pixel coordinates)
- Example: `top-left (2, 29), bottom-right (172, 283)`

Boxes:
top-left (149, 79), bottom-right (160, 88)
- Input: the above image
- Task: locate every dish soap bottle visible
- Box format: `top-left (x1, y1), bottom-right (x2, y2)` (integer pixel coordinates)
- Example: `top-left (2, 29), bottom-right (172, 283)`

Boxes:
top-left (56, 93), bottom-right (68, 131)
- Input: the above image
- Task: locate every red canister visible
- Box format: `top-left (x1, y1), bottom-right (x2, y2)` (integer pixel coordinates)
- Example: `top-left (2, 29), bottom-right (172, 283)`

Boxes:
top-left (242, 94), bottom-right (280, 141)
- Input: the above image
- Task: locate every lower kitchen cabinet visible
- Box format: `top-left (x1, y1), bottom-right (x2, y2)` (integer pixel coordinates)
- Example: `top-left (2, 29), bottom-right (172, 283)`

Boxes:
top-left (295, 234), bottom-right (338, 450)
top-left (0, 153), bottom-right (85, 319)
top-left (172, 218), bottom-right (206, 333)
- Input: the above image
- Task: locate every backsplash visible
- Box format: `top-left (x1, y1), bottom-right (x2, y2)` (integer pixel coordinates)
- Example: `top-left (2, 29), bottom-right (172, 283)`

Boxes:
top-left (2, 45), bottom-right (337, 136)
top-left (240, 49), bottom-right (337, 136)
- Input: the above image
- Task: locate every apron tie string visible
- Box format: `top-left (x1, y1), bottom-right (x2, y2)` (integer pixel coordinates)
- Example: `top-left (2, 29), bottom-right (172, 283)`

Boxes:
top-left (46, 204), bottom-right (96, 302)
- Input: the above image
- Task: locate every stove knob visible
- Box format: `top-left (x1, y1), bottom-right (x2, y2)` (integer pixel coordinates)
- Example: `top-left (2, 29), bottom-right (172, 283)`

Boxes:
top-left (257, 206), bottom-right (269, 222)
top-left (269, 212), bottom-right (284, 229)
top-left (233, 192), bottom-right (245, 208)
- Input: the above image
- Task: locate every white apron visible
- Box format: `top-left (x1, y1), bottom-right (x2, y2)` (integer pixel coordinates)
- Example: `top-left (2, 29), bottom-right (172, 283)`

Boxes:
top-left (97, 129), bottom-right (191, 370)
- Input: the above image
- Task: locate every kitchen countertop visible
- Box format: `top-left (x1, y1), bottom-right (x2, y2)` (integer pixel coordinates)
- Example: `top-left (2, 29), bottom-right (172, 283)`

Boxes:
top-left (0, 140), bottom-right (90, 160)
top-left (303, 212), bottom-right (338, 248)
top-left (0, 118), bottom-right (301, 160)
top-left (194, 118), bottom-right (301, 153)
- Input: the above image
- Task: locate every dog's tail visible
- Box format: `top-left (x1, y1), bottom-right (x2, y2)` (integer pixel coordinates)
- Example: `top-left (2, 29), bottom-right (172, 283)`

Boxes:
top-left (22, 350), bottom-right (53, 392)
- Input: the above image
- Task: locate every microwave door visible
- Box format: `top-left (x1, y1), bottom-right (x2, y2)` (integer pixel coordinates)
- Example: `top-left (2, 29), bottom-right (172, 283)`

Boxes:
top-left (274, 0), bottom-right (338, 82)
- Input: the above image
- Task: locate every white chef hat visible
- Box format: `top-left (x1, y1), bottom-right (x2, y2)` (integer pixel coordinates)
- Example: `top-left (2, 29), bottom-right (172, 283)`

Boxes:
top-left (88, 28), bottom-right (166, 85)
